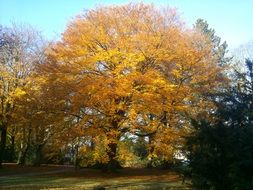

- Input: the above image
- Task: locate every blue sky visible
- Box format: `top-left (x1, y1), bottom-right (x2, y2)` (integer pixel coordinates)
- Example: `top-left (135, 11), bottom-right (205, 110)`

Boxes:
top-left (1, 0), bottom-right (253, 49)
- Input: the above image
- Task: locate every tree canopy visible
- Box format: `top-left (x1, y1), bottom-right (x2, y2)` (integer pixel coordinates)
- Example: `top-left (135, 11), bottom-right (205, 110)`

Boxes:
top-left (29, 3), bottom-right (226, 169)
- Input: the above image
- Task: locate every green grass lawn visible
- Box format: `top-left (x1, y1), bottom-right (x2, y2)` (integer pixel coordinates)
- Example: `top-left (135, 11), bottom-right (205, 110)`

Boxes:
top-left (0, 164), bottom-right (191, 190)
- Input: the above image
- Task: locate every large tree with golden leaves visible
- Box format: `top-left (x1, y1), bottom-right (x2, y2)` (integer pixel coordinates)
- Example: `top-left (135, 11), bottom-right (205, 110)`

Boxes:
top-left (39, 3), bottom-right (226, 170)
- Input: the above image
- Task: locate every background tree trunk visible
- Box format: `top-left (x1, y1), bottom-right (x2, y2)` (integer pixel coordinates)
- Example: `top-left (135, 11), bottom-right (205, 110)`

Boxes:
top-left (0, 124), bottom-right (7, 167)
top-left (17, 144), bottom-right (29, 165)
top-left (9, 135), bottom-right (15, 162)
top-left (147, 134), bottom-right (155, 168)
top-left (0, 125), bottom-right (7, 167)
top-left (17, 127), bottom-right (31, 165)
top-left (33, 144), bottom-right (43, 166)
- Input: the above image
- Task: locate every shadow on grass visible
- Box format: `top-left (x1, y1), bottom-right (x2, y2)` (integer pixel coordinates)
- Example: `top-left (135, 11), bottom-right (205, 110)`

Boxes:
top-left (103, 181), bottom-right (191, 190)
top-left (0, 177), bottom-right (191, 190)
top-left (0, 164), bottom-right (191, 190)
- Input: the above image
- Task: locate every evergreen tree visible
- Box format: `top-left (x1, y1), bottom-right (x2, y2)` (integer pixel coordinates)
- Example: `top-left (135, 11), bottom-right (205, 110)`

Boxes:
top-left (186, 59), bottom-right (253, 190)
top-left (195, 19), bottom-right (231, 66)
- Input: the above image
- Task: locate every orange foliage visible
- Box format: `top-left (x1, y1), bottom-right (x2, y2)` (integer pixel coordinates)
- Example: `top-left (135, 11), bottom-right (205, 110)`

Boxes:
top-left (36, 3), bottom-right (226, 164)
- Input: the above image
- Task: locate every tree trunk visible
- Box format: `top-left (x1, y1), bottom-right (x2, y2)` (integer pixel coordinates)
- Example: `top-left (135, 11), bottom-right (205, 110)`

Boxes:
top-left (90, 139), bottom-right (95, 151)
top-left (17, 127), bottom-right (31, 165)
top-left (74, 144), bottom-right (79, 170)
top-left (33, 144), bottom-right (43, 166)
top-left (105, 142), bottom-right (121, 171)
top-left (0, 124), bottom-right (7, 167)
top-left (104, 114), bottom-right (122, 171)
top-left (147, 134), bottom-right (155, 168)
top-left (9, 135), bottom-right (15, 162)
top-left (17, 144), bottom-right (29, 165)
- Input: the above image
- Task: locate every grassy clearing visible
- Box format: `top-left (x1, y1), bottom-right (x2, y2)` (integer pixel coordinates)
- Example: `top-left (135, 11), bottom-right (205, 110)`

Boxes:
top-left (0, 164), bottom-right (191, 190)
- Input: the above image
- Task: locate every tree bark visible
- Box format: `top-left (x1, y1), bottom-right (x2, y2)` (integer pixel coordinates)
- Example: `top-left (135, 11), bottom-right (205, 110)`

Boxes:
top-left (17, 126), bottom-right (31, 165)
top-left (106, 142), bottom-right (120, 171)
top-left (17, 143), bottom-right (29, 165)
top-left (9, 135), bottom-right (15, 162)
top-left (0, 124), bottom-right (7, 167)
top-left (33, 144), bottom-right (43, 166)
top-left (147, 134), bottom-right (155, 168)
top-left (74, 144), bottom-right (79, 170)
